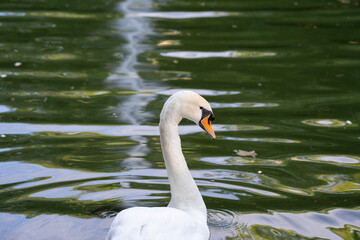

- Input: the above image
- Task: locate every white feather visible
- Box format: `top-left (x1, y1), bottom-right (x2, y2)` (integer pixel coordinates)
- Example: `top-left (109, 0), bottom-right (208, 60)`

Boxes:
top-left (106, 91), bottom-right (213, 240)
top-left (106, 207), bottom-right (209, 240)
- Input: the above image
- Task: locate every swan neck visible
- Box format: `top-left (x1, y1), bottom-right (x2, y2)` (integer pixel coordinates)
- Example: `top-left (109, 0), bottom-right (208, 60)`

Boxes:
top-left (159, 117), bottom-right (207, 221)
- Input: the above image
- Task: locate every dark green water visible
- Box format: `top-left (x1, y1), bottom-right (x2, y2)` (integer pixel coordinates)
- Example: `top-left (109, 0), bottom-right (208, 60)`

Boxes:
top-left (1, 0), bottom-right (360, 239)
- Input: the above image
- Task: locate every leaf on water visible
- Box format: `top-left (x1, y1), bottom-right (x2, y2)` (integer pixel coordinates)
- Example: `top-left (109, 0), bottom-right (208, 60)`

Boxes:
top-left (234, 149), bottom-right (257, 158)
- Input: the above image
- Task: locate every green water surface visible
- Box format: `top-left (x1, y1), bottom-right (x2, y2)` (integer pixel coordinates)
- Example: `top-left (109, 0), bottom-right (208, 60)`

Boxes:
top-left (0, 0), bottom-right (360, 239)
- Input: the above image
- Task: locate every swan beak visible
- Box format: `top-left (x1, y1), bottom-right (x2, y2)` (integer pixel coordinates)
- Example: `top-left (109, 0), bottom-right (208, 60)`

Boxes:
top-left (199, 115), bottom-right (216, 140)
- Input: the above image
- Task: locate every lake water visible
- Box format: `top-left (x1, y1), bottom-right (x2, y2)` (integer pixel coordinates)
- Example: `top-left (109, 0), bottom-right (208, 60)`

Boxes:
top-left (0, 0), bottom-right (360, 239)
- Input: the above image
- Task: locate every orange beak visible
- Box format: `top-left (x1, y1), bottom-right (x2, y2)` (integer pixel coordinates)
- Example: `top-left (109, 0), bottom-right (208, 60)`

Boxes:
top-left (200, 115), bottom-right (216, 140)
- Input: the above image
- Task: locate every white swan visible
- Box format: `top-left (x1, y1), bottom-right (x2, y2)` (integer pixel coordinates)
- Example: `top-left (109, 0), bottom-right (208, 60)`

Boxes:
top-left (106, 91), bottom-right (216, 240)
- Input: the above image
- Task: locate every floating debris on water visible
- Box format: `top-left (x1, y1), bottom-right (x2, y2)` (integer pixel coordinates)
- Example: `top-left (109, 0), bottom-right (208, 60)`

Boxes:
top-left (234, 149), bottom-right (257, 158)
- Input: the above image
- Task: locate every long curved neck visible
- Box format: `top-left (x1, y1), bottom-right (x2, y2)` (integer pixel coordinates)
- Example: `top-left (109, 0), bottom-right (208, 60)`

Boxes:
top-left (159, 113), bottom-right (207, 222)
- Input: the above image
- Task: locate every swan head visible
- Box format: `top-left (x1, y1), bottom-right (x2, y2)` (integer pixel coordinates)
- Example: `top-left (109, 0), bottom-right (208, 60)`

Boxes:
top-left (161, 91), bottom-right (216, 139)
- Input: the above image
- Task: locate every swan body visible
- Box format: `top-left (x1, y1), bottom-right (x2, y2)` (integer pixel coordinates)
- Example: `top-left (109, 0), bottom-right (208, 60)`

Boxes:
top-left (106, 207), bottom-right (209, 240)
top-left (106, 91), bottom-right (216, 240)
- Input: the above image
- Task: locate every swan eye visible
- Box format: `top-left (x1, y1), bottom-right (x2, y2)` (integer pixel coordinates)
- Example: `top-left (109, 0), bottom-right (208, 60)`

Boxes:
top-left (199, 106), bottom-right (203, 110)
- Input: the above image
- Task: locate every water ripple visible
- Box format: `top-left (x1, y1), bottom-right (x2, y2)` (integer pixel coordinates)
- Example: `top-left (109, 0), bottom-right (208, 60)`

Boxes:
top-left (0, 70), bottom-right (87, 79)
top-left (157, 88), bottom-right (240, 96)
top-left (129, 11), bottom-right (232, 19)
top-left (200, 156), bottom-right (284, 166)
top-left (0, 123), bottom-right (249, 136)
top-left (291, 155), bottom-right (360, 165)
top-left (314, 174), bottom-right (360, 194)
top-left (0, 105), bottom-right (15, 113)
top-left (211, 102), bottom-right (279, 108)
top-left (302, 119), bottom-right (354, 127)
top-left (208, 209), bottom-right (238, 228)
top-left (0, 11), bottom-right (98, 19)
top-left (161, 51), bottom-right (276, 59)
top-left (224, 136), bottom-right (300, 143)
top-left (0, 147), bottom-right (23, 153)
top-left (240, 209), bottom-right (360, 240)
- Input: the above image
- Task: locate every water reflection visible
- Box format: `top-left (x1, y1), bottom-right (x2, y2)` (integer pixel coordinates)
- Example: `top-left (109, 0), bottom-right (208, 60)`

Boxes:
top-left (161, 50), bottom-right (276, 59)
top-left (104, 0), bottom-right (164, 170)
top-left (0, 212), bottom-right (112, 240)
top-left (156, 40), bottom-right (180, 47)
top-left (0, 70), bottom-right (87, 79)
top-left (0, 11), bottom-right (98, 19)
top-left (207, 208), bottom-right (360, 240)
top-left (211, 102), bottom-right (279, 108)
top-left (1, 0), bottom-right (360, 239)
top-left (39, 53), bottom-right (78, 60)
top-left (302, 119), bottom-right (354, 127)
top-left (330, 224), bottom-right (360, 239)
top-left (0, 122), bottom-right (236, 136)
top-left (315, 174), bottom-right (360, 193)
top-left (200, 156), bottom-right (284, 166)
top-left (292, 155), bottom-right (360, 165)
top-left (0, 105), bottom-right (15, 113)
top-left (237, 209), bottom-right (360, 240)
top-left (129, 11), bottom-right (232, 19)
top-left (157, 88), bottom-right (240, 96)
top-left (224, 136), bottom-right (300, 143)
